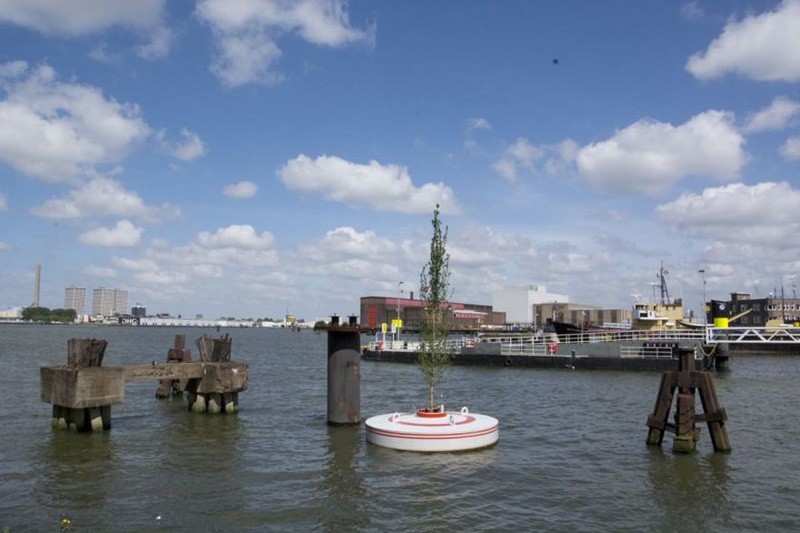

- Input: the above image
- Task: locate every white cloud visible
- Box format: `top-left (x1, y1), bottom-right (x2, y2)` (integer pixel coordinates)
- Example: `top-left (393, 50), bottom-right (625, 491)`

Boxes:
top-left (744, 97), bottom-right (800, 133)
top-left (110, 228), bottom-right (282, 301)
top-left (88, 43), bottom-right (122, 65)
top-left (576, 110), bottom-right (746, 196)
top-left (545, 139), bottom-right (579, 175)
top-left (0, 241), bottom-right (9, 251)
top-left (0, 0), bottom-right (164, 34)
top-left (0, 62), bottom-right (151, 183)
top-left (0, 193), bottom-right (6, 211)
top-left (78, 220), bottom-right (143, 247)
top-left (547, 251), bottom-right (604, 274)
top-left (492, 137), bottom-right (577, 183)
top-left (780, 136), bottom-right (800, 160)
top-left (196, 0), bottom-right (374, 87)
top-left (301, 226), bottom-right (412, 261)
top-left (85, 265), bottom-right (116, 278)
top-left (279, 154), bottom-right (459, 214)
top-left (196, 224), bottom-right (274, 250)
top-left (135, 25), bottom-right (173, 60)
top-left (290, 226), bottom-right (413, 286)
top-left (223, 180), bottom-right (258, 198)
top-left (467, 117), bottom-right (491, 132)
top-left (680, 2), bottom-right (704, 22)
top-left (30, 177), bottom-right (177, 220)
top-left (686, 0), bottom-right (800, 82)
top-left (0, 1), bottom-right (171, 58)
top-left (170, 128), bottom-right (206, 161)
top-left (656, 182), bottom-right (800, 244)
top-left (491, 138), bottom-right (544, 182)
top-left (112, 257), bottom-right (160, 272)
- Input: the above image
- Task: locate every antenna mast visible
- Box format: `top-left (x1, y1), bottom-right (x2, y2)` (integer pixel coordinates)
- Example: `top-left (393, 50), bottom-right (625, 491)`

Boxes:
top-left (659, 262), bottom-right (670, 304)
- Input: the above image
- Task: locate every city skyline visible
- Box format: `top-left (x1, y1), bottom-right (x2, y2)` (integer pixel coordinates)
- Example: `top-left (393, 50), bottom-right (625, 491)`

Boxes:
top-left (1, 1), bottom-right (800, 320)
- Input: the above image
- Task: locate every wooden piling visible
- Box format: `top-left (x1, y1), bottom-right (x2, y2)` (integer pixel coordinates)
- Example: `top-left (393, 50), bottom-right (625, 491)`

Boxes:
top-left (645, 347), bottom-right (731, 453)
top-left (156, 334), bottom-right (193, 399)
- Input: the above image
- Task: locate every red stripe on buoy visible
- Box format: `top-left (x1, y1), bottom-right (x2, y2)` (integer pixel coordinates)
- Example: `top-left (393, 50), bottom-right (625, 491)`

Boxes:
top-left (367, 424), bottom-right (498, 440)
top-left (394, 415), bottom-right (476, 427)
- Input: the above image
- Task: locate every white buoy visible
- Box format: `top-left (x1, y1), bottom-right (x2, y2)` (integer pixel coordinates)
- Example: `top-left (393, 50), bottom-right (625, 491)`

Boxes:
top-left (365, 406), bottom-right (498, 452)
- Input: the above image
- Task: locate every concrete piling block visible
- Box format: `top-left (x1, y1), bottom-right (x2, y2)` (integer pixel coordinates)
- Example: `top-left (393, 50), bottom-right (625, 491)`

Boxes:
top-left (208, 393), bottom-right (221, 414)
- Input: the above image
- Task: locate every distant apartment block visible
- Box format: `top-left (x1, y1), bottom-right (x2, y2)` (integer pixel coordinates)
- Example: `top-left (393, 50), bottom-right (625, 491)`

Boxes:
top-left (132, 304), bottom-right (146, 317)
top-left (64, 286), bottom-right (87, 316)
top-left (92, 287), bottom-right (128, 317)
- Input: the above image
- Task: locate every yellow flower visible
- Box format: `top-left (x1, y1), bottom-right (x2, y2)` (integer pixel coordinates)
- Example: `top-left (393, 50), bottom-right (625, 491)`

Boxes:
top-left (60, 516), bottom-right (71, 528)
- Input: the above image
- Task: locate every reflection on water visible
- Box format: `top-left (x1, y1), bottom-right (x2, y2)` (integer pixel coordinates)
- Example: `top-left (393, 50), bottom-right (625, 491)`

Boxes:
top-left (319, 425), bottom-right (368, 531)
top-left (647, 447), bottom-right (732, 530)
top-left (32, 431), bottom-right (120, 528)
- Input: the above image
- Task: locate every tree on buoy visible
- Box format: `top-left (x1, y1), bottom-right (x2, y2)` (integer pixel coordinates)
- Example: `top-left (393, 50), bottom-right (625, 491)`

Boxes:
top-left (417, 204), bottom-right (453, 412)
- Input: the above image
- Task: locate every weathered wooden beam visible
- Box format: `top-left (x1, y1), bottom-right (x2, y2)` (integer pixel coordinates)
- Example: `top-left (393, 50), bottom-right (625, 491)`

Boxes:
top-left (121, 362), bottom-right (248, 390)
top-left (646, 371), bottom-right (676, 446)
top-left (194, 363), bottom-right (248, 393)
top-left (123, 362), bottom-right (206, 382)
top-left (41, 367), bottom-right (125, 409)
top-left (697, 372), bottom-right (731, 452)
top-left (42, 363), bottom-right (248, 406)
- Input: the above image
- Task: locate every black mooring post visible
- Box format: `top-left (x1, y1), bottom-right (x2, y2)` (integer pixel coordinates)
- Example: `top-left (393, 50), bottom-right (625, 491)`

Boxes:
top-left (714, 333), bottom-right (730, 371)
top-left (326, 315), bottom-right (362, 425)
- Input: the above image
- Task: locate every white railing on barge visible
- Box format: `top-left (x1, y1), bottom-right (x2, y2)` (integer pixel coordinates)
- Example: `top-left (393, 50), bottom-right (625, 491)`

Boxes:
top-left (705, 326), bottom-right (800, 344)
top-left (364, 326), bottom-right (800, 357)
top-left (365, 338), bottom-right (474, 352)
top-left (485, 326), bottom-right (800, 348)
top-left (619, 345), bottom-right (677, 359)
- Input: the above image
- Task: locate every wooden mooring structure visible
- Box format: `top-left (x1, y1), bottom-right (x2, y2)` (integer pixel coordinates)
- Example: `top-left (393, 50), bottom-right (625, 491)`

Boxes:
top-left (40, 334), bottom-right (248, 432)
top-left (645, 347), bottom-right (731, 453)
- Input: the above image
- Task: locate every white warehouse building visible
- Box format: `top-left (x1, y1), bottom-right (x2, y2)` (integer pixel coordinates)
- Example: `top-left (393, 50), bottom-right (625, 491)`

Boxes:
top-left (492, 285), bottom-right (569, 325)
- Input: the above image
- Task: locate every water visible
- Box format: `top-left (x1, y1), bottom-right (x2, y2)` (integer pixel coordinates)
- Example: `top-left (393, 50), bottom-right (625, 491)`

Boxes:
top-left (2, 324), bottom-right (800, 531)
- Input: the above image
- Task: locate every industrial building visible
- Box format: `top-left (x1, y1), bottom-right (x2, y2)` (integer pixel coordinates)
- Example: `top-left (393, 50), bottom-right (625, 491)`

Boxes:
top-left (492, 285), bottom-right (569, 325)
top-left (360, 296), bottom-right (505, 331)
top-left (724, 292), bottom-right (800, 327)
top-left (534, 302), bottom-right (632, 329)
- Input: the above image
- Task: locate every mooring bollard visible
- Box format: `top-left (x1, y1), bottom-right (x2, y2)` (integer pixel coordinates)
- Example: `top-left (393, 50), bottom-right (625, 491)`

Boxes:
top-left (326, 315), bottom-right (362, 425)
top-left (711, 300), bottom-right (731, 371)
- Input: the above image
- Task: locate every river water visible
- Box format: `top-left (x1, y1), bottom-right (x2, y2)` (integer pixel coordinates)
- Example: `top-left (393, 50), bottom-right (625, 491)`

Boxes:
top-left (1, 324), bottom-right (799, 531)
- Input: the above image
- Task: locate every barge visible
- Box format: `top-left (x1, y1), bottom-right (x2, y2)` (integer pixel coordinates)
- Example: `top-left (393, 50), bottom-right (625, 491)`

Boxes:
top-left (362, 326), bottom-right (800, 371)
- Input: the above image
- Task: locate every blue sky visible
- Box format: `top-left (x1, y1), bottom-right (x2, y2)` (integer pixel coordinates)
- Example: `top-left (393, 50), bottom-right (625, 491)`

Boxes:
top-left (2, 0), bottom-right (800, 321)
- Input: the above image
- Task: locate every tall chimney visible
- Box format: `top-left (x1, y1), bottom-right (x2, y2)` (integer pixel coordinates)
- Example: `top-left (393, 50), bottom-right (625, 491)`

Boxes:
top-left (32, 264), bottom-right (41, 307)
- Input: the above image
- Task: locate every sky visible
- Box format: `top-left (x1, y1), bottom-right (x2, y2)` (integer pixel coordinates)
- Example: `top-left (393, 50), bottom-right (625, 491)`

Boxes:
top-left (1, 0), bottom-right (800, 322)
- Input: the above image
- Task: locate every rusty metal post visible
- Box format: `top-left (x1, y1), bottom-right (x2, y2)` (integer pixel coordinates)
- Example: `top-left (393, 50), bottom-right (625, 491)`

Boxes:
top-left (326, 316), bottom-right (362, 425)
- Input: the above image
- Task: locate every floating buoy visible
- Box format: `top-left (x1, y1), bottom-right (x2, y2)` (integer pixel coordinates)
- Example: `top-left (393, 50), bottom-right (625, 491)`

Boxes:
top-left (365, 406), bottom-right (499, 452)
